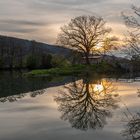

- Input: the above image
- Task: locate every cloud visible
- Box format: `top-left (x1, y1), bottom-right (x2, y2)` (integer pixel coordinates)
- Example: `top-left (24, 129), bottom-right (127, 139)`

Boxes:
top-left (0, 23), bottom-right (37, 33)
top-left (0, 19), bottom-right (46, 26)
top-left (0, 19), bottom-right (48, 34)
top-left (0, 0), bottom-right (140, 43)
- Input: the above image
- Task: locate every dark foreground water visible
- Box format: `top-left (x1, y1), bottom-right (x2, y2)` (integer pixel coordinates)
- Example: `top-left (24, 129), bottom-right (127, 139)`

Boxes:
top-left (0, 71), bottom-right (140, 140)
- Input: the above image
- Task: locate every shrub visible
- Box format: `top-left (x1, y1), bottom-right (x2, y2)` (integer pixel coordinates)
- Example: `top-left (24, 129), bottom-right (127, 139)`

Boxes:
top-left (0, 58), bottom-right (4, 69)
top-left (26, 54), bottom-right (41, 69)
top-left (51, 55), bottom-right (71, 67)
top-left (41, 54), bottom-right (52, 68)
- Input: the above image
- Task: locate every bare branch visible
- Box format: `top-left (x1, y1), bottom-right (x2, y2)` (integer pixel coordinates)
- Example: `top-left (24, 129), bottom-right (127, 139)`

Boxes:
top-left (57, 15), bottom-right (111, 65)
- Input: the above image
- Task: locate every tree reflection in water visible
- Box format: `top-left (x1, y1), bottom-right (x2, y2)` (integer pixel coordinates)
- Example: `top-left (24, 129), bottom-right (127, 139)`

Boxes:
top-left (122, 88), bottom-right (140, 140)
top-left (55, 76), bottom-right (119, 130)
top-left (0, 93), bottom-right (25, 103)
top-left (137, 89), bottom-right (140, 97)
top-left (0, 89), bottom-right (46, 103)
top-left (123, 112), bottom-right (140, 140)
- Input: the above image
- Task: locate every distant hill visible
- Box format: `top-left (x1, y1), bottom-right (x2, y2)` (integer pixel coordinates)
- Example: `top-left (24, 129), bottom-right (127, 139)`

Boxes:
top-left (0, 35), bottom-right (72, 69)
top-left (0, 35), bottom-right (138, 71)
top-left (0, 35), bottom-right (71, 56)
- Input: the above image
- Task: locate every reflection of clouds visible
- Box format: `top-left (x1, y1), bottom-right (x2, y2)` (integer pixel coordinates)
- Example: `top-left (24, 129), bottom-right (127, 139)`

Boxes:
top-left (0, 0), bottom-right (140, 43)
top-left (55, 77), bottom-right (119, 130)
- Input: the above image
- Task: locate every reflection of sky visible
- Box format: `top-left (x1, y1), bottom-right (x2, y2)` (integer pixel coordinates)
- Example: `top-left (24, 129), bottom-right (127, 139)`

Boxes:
top-left (0, 0), bottom-right (140, 44)
top-left (0, 81), bottom-right (140, 140)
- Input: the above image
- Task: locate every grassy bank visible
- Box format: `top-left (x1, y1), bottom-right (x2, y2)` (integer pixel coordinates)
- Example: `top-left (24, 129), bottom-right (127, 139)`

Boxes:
top-left (25, 65), bottom-right (85, 77)
top-left (24, 62), bottom-right (120, 77)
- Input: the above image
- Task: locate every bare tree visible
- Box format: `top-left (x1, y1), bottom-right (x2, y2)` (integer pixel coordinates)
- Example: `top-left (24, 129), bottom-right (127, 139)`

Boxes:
top-left (122, 6), bottom-right (140, 72)
top-left (122, 6), bottom-right (140, 59)
top-left (123, 6), bottom-right (140, 29)
top-left (57, 16), bottom-right (111, 65)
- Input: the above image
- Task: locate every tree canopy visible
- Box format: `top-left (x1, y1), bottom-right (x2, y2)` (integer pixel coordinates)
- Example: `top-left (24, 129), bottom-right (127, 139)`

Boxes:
top-left (58, 15), bottom-right (111, 64)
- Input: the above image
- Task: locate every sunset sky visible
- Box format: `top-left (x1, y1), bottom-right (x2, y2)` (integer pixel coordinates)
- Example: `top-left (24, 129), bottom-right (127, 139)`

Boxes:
top-left (0, 0), bottom-right (140, 44)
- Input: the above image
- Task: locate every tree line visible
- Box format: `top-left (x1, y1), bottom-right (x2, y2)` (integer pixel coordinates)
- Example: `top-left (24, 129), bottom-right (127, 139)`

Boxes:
top-left (0, 36), bottom-right (70, 69)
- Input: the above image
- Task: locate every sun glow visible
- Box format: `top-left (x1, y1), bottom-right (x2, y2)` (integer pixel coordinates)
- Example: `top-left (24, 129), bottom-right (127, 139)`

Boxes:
top-left (94, 84), bottom-right (104, 92)
top-left (95, 43), bottom-right (102, 50)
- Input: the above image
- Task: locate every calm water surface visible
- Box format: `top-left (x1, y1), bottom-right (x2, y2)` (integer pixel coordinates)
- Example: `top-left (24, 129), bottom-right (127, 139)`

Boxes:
top-left (0, 71), bottom-right (140, 140)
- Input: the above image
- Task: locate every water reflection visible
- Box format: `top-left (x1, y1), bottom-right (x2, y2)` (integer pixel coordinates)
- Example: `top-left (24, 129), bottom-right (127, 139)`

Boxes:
top-left (122, 87), bottom-right (140, 140)
top-left (0, 89), bottom-right (46, 103)
top-left (30, 89), bottom-right (46, 98)
top-left (0, 71), bottom-right (72, 102)
top-left (55, 75), bottom-right (119, 130)
top-left (0, 93), bottom-right (25, 103)
top-left (0, 71), bottom-right (51, 98)
top-left (137, 89), bottom-right (140, 97)
top-left (123, 112), bottom-right (140, 140)
top-left (0, 71), bottom-right (140, 139)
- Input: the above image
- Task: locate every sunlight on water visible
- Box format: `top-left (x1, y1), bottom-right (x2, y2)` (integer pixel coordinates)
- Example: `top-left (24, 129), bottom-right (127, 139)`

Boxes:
top-left (94, 84), bottom-right (104, 92)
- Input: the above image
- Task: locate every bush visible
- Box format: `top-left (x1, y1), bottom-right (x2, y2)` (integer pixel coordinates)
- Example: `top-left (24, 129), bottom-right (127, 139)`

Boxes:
top-left (26, 54), bottom-right (41, 69)
top-left (41, 54), bottom-right (52, 69)
top-left (51, 55), bottom-right (71, 67)
top-left (0, 58), bottom-right (4, 69)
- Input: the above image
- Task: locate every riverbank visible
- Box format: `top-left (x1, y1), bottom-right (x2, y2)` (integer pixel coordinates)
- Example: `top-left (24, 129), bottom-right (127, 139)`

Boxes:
top-left (24, 63), bottom-right (123, 77)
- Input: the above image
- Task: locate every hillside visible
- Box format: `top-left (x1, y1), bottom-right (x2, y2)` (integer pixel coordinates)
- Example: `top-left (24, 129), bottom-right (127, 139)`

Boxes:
top-left (0, 35), bottom-right (71, 69)
top-left (0, 35), bottom-right (71, 55)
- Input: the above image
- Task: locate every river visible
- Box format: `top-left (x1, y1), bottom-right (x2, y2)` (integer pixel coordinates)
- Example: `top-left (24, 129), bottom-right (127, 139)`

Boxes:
top-left (0, 71), bottom-right (140, 140)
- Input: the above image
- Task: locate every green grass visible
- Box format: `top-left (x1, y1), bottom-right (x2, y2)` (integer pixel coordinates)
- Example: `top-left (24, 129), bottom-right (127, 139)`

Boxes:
top-left (25, 65), bottom-right (86, 77)
top-left (24, 63), bottom-right (119, 77)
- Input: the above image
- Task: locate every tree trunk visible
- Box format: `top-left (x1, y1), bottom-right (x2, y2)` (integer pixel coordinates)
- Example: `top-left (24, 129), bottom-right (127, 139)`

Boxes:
top-left (85, 53), bottom-right (90, 65)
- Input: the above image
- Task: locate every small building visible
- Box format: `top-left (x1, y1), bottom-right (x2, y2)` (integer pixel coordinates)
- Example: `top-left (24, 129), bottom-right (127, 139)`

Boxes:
top-left (82, 55), bottom-right (102, 64)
